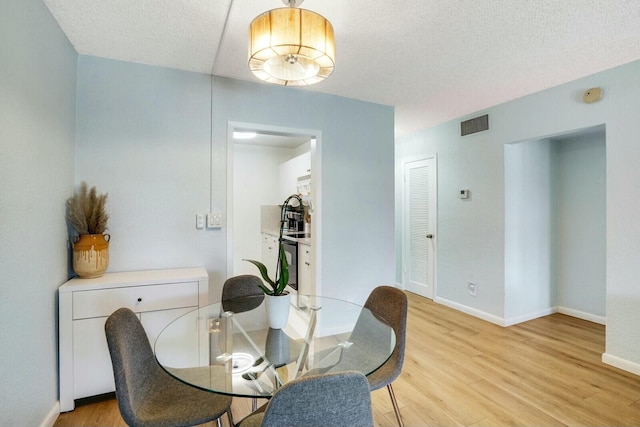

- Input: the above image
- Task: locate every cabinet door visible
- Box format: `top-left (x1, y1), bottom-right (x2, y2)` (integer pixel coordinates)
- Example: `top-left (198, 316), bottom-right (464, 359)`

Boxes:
top-left (72, 307), bottom-right (199, 400)
top-left (279, 152), bottom-right (311, 201)
top-left (298, 244), bottom-right (312, 294)
top-left (141, 307), bottom-right (199, 368)
top-left (262, 234), bottom-right (279, 273)
top-left (73, 316), bottom-right (119, 399)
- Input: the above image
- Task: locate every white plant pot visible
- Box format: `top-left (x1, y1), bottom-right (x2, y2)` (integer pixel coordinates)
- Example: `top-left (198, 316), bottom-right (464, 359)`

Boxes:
top-left (265, 293), bottom-right (291, 329)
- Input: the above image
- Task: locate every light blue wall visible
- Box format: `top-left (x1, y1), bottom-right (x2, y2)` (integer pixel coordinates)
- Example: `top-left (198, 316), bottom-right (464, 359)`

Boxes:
top-left (557, 130), bottom-right (606, 317)
top-left (0, 0), bottom-right (77, 425)
top-left (396, 59), bottom-right (640, 373)
top-left (396, 117), bottom-right (507, 318)
top-left (75, 57), bottom-right (395, 306)
top-left (75, 56), bottom-right (215, 274)
top-left (505, 139), bottom-right (558, 322)
top-left (211, 77), bottom-right (395, 303)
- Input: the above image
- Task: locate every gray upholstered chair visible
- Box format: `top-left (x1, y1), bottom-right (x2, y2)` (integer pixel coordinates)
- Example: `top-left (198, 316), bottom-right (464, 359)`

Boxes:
top-left (104, 307), bottom-right (233, 427)
top-left (364, 285), bottom-right (408, 427)
top-left (222, 274), bottom-right (265, 313)
top-left (238, 371), bottom-right (374, 427)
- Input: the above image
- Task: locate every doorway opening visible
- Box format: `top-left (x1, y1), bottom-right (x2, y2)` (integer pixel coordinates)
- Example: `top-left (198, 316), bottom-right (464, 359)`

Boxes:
top-left (226, 122), bottom-right (321, 295)
top-left (504, 124), bottom-right (606, 325)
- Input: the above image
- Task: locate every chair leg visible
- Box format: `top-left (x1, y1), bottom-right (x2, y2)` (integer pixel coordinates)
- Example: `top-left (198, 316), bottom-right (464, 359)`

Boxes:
top-left (227, 409), bottom-right (235, 427)
top-left (387, 383), bottom-right (404, 427)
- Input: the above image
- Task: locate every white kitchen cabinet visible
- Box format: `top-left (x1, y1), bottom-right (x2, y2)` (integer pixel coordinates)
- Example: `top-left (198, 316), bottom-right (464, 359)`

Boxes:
top-left (298, 243), bottom-right (312, 295)
top-left (59, 268), bottom-right (208, 412)
top-left (262, 233), bottom-right (279, 272)
top-left (278, 151), bottom-right (311, 201)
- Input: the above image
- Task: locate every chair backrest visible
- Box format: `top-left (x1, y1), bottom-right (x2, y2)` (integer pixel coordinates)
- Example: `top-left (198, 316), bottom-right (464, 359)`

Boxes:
top-left (261, 371), bottom-right (374, 427)
top-left (221, 274), bottom-right (264, 312)
top-left (364, 286), bottom-right (408, 383)
top-left (104, 307), bottom-right (161, 426)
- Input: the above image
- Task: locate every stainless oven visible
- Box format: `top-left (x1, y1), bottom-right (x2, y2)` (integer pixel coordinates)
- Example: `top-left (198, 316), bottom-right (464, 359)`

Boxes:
top-left (281, 239), bottom-right (298, 291)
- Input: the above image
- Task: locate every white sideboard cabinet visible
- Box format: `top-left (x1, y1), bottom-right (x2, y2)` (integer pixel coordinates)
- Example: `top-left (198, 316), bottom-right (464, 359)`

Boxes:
top-left (58, 267), bottom-right (209, 412)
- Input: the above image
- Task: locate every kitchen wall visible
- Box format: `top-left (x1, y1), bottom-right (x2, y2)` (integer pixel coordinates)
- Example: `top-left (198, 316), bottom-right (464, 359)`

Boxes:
top-left (232, 142), bottom-right (311, 277)
top-left (0, 0), bottom-right (77, 425)
top-left (395, 59), bottom-right (640, 374)
top-left (76, 57), bottom-right (395, 307)
top-left (232, 144), bottom-right (292, 275)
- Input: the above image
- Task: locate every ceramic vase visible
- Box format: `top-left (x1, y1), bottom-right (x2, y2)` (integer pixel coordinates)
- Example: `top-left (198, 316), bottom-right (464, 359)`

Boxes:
top-left (265, 293), bottom-right (291, 329)
top-left (72, 234), bottom-right (110, 278)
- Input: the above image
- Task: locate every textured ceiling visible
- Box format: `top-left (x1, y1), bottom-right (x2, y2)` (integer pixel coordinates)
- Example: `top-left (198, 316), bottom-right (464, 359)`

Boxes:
top-left (43, 0), bottom-right (640, 137)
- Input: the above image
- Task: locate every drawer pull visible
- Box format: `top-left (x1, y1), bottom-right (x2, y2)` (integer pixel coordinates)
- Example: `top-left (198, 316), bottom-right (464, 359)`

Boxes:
top-left (137, 297), bottom-right (142, 302)
top-left (305, 262), bottom-right (310, 266)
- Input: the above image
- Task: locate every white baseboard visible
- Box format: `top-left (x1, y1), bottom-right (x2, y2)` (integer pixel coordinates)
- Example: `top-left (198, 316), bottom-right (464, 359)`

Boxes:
top-left (503, 307), bottom-right (558, 327)
top-left (40, 401), bottom-right (59, 427)
top-left (434, 297), bottom-right (505, 326)
top-left (558, 306), bottom-right (606, 325)
top-left (414, 293), bottom-right (606, 328)
top-left (602, 353), bottom-right (640, 377)
top-left (432, 298), bottom-right (606, 327)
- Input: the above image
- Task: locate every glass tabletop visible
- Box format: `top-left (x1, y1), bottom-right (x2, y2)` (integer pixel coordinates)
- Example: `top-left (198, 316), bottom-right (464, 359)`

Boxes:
top-left (154, 294), bottom-right (395, 398)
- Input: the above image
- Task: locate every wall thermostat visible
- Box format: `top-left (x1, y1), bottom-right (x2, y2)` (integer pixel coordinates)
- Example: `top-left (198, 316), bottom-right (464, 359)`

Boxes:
top-left (459, 189), bottom-right (469, 199)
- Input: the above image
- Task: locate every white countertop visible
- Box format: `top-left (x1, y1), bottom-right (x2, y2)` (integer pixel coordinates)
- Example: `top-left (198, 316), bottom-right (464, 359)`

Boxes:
top-left (262, 229), bottom-right (311, 246)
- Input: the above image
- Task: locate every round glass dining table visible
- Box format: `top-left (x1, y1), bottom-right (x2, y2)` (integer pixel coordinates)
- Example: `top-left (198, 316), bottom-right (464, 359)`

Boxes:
top-left (154, 294), bottom-right (395, 399)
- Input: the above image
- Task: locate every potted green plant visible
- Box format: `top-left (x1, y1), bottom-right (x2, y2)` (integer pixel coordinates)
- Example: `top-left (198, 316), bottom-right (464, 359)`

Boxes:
top-left (244, 244), bottom-right (290, 328)
top-left (66, 182), bottom-right (110, 278)
top-left (244, 244), bottom-right (289, 296)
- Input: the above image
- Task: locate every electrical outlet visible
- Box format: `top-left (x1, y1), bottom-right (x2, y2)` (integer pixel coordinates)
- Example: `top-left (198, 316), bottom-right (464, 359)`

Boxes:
top-left (468, 282), bottom-right (477, 296)
top-left (196, 214), bottom-right (204, 230)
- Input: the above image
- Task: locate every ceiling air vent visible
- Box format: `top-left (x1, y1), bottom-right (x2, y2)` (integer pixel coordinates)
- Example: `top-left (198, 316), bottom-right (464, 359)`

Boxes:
top-left (461, 114), bottom-right (489, 136)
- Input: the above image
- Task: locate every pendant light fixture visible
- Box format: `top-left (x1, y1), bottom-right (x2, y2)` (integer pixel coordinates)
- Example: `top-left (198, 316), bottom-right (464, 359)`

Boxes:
top-left (249, 0), bottom-right (335, 86)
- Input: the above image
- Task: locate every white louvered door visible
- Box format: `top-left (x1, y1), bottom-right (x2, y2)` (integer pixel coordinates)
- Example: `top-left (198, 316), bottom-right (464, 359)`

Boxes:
top-left (403, 158), bottom-right (436, 299)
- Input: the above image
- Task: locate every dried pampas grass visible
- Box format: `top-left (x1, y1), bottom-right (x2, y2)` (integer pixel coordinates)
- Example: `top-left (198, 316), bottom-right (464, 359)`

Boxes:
top-left (66, 182), bottom-right (109, 235)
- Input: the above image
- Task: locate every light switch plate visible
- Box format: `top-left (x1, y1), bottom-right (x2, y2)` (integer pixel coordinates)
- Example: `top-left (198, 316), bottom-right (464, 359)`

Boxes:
top-left (196, 214), bottom-right (204, 229)
top-left (207, 213), bottom-right (222, 229)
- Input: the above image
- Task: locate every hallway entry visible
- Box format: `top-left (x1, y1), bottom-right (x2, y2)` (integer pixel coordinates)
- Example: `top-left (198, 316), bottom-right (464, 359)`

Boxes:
top-left (504, 125), bottom-right (606, 325)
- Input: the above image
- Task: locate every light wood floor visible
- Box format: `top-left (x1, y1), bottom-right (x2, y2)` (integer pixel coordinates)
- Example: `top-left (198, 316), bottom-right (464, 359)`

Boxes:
top-left (54, 292), bottom-right (640, 426)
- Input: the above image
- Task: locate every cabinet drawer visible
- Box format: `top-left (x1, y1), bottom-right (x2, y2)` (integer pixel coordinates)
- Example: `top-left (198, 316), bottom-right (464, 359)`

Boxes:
top-left (263, 235), bottom-right (277, 244)
top-left (73, 282), bottom-right (199, 319)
